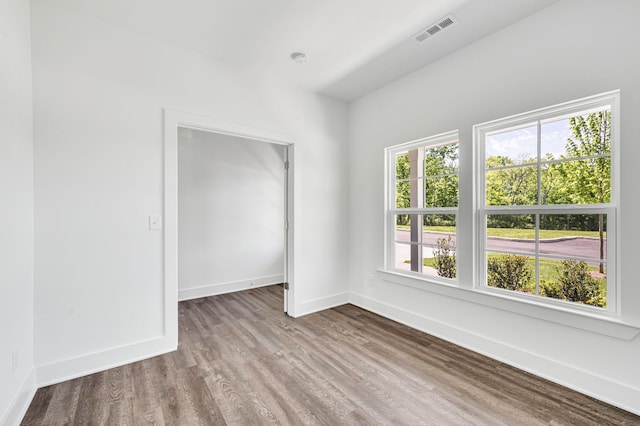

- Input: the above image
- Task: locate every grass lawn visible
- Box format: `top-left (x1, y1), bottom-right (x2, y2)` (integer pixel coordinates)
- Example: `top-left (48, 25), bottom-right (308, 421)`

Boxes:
top-left (397, 225), bottom-right (603, 239)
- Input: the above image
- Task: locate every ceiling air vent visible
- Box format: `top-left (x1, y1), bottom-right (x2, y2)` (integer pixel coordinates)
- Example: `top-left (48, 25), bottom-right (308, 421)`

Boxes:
top-left (426, 25), bottom-right (441, 36)
top-left (413, 14), bottom-right (457, 42)
top-left (438, 16), bottom-right (455, 29)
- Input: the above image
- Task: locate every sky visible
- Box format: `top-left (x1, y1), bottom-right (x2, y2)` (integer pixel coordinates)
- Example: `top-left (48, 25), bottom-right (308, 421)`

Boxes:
top-left (486, 119), bottom-right (571, 163)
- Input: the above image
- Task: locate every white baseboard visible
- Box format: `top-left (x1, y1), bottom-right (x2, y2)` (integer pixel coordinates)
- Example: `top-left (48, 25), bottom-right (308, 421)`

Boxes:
top-left (178, 274), bottom-right (284, 301)
top-left (1, 368), bottom-right (36, 426)
top-left (36, 335), bottom-right (176, 387)
top-left (293, 292), bottom-right (350, 317)
top-left (349, 292), bottom-right (640, 416)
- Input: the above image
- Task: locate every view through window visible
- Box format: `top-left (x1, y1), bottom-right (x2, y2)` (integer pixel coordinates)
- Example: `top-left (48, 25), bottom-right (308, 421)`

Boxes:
top-left (389, 132), bottom-right (459, 280)
top-left (477, 92), bottom-right (618, 310)
top-left (385, 91), bottom-right (619, 314)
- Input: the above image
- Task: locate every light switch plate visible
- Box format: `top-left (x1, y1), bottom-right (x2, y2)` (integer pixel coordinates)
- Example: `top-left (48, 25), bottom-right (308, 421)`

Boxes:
top-left (149, 215), bottom-right (162, 230)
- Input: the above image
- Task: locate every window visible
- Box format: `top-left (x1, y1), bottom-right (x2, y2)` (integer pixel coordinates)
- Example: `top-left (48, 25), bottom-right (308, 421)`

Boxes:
top-left (476, 91), bottom-right (619, 312)
top-left (386, 131), bottom-right (459, 281)
top-left (382, 91), bottom-right (627, 333)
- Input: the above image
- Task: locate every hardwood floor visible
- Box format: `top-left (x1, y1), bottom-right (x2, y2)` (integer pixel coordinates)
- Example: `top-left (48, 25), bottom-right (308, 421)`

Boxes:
top-left (22, 285), bottom-right (639, 425)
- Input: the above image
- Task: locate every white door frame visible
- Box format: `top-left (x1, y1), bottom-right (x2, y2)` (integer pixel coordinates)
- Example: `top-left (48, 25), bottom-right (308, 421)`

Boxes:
top-left (163, 109), bottom-right (295, 346)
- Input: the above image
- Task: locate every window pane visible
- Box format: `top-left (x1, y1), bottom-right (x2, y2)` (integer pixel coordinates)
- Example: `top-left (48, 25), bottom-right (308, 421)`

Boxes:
top-left (540, 162), bottom-right (566, 205)
top-left (396, 153), bottom-right (410, 180)
top-left (395, 214), bottom-right (422, 274)
top-left (486, 215), bottom-right (535, 253)
top-left (544, 110), bottom-right (611, 161)
top-left (394, 242), bottom-right (412, 271)
top-left (425, 176), bottom-right (458, 207)
top-left (486, 252), bottom-right (535, 294)
top-left (422, 215), bottom-right (456, 279)
top-left (539, 256), bottom-right (606, 309)
top-left (394, 214), bottom-right (412, 242)
top-left (397, 142), bottom-right (459, 210)
top-left (539, 214), bottom-right (606, 261)
top-left (486, 125), bottom-right (537, 168)
top-left (395, 214), bottom-right (423, 242)
top-left (409, 179), bottom-right (424, 208)
top-left (425, 144), bottom-right (459, 175)
top-left (396, 178), bottom-right (424, 208)
top-left (423, 246), bottom-right (456, 279)
top-left (541, 118), bottom-right (571, 160)
top-left (394, 214), bottom-right (457, 278)
top-left (486, 166), bottom-right (537, 206)
top-left (541, 158), bottom-right (610, 205)
top-left (423, 214), bottom-right (456, 229)
top-left (395, 180), bottom-right (411, 208)
top-left (424, 214), bottom-right (456, 258)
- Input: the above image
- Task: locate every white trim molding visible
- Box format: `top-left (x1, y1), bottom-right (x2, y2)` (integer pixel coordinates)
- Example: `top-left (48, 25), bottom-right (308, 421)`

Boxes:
top-left (178, 275), bottom-right (284, 301)
top-left (349, 291), bottom-right (640, 416)
top-left (292, 292), bottom-right (350, 318)
top-left (377, 269), bottom-right (640, 340)
top-left (36, 336), bottom-right (175, 388)
top-left (1, 369), bottom-right (36, 426)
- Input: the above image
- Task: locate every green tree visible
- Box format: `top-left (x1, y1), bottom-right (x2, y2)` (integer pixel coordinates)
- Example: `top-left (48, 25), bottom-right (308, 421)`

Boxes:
top-left (541, 154), bottom-right (572, 206)
top-left (558, 111), bottom-right (611, 273)
top-left (395, 146), bottom-right (458, 227)
top-left (485, 156), bottom-right (537, 207)
top-left (485, 156), bottom-right (537, 229)
top-left (424, 144), bottom-right (458, 209)
top-left (395, 154), bottom-right (410, 225)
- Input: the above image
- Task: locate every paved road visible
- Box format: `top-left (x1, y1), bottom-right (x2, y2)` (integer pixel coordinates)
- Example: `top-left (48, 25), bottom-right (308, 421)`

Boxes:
top-left (394, 229), bottom-right (606, 270)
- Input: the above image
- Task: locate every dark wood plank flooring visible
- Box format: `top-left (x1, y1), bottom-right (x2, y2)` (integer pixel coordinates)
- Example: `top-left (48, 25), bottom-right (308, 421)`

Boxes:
top-left (22, 285), bottom-right (639, 425)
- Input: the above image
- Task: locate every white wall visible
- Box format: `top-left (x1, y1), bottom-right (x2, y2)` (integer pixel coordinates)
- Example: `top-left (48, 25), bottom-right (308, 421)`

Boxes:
top-left (0, 0), bottom-right (36, 423)
top-left (349, 0), bottom-right (640, 414)
top-left (32, 1), bottom-right (349, 385)
top-left (178, 130), bottom-right (285, 300)
top-left (30, 0), bottom-right (640, 417)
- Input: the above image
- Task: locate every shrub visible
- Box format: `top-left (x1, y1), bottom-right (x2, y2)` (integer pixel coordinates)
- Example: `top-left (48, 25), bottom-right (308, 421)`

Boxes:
top-left (540, 279), bottom-right (563, 300)
top-left (433, 236), bottom-right (456, 278)
top-left (587, 291), bottom-right (607, 308)
top-left (487, 254), bottom-right (533, 292)
top-left (556, 260), bottom-right (605, 308)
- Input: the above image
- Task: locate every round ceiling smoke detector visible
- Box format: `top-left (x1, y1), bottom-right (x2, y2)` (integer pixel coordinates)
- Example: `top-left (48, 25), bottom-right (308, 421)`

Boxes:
top-left (290, 52), bottom-right (308, 64)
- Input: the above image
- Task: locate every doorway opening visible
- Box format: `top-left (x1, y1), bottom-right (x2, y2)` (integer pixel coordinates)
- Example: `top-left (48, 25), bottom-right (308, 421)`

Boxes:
top-left (177, 127), bottom-right (287, 298)
top-left (163, 110), bottom-right (294, 347)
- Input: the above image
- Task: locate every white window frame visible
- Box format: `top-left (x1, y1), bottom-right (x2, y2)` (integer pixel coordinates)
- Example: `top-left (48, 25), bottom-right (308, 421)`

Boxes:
top-left (474, 90), bottom-right (620, 316)
top-left (385, 130), bottom-right (459, 284)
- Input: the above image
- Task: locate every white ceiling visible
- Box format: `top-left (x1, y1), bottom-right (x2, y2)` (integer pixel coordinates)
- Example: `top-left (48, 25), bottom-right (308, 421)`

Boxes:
top-left (47, 0), bottom-right (559, 102)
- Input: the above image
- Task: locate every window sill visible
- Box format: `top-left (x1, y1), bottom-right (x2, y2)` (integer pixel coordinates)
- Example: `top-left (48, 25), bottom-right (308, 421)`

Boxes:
top-left (377, 269), bottom-right (640, 340)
